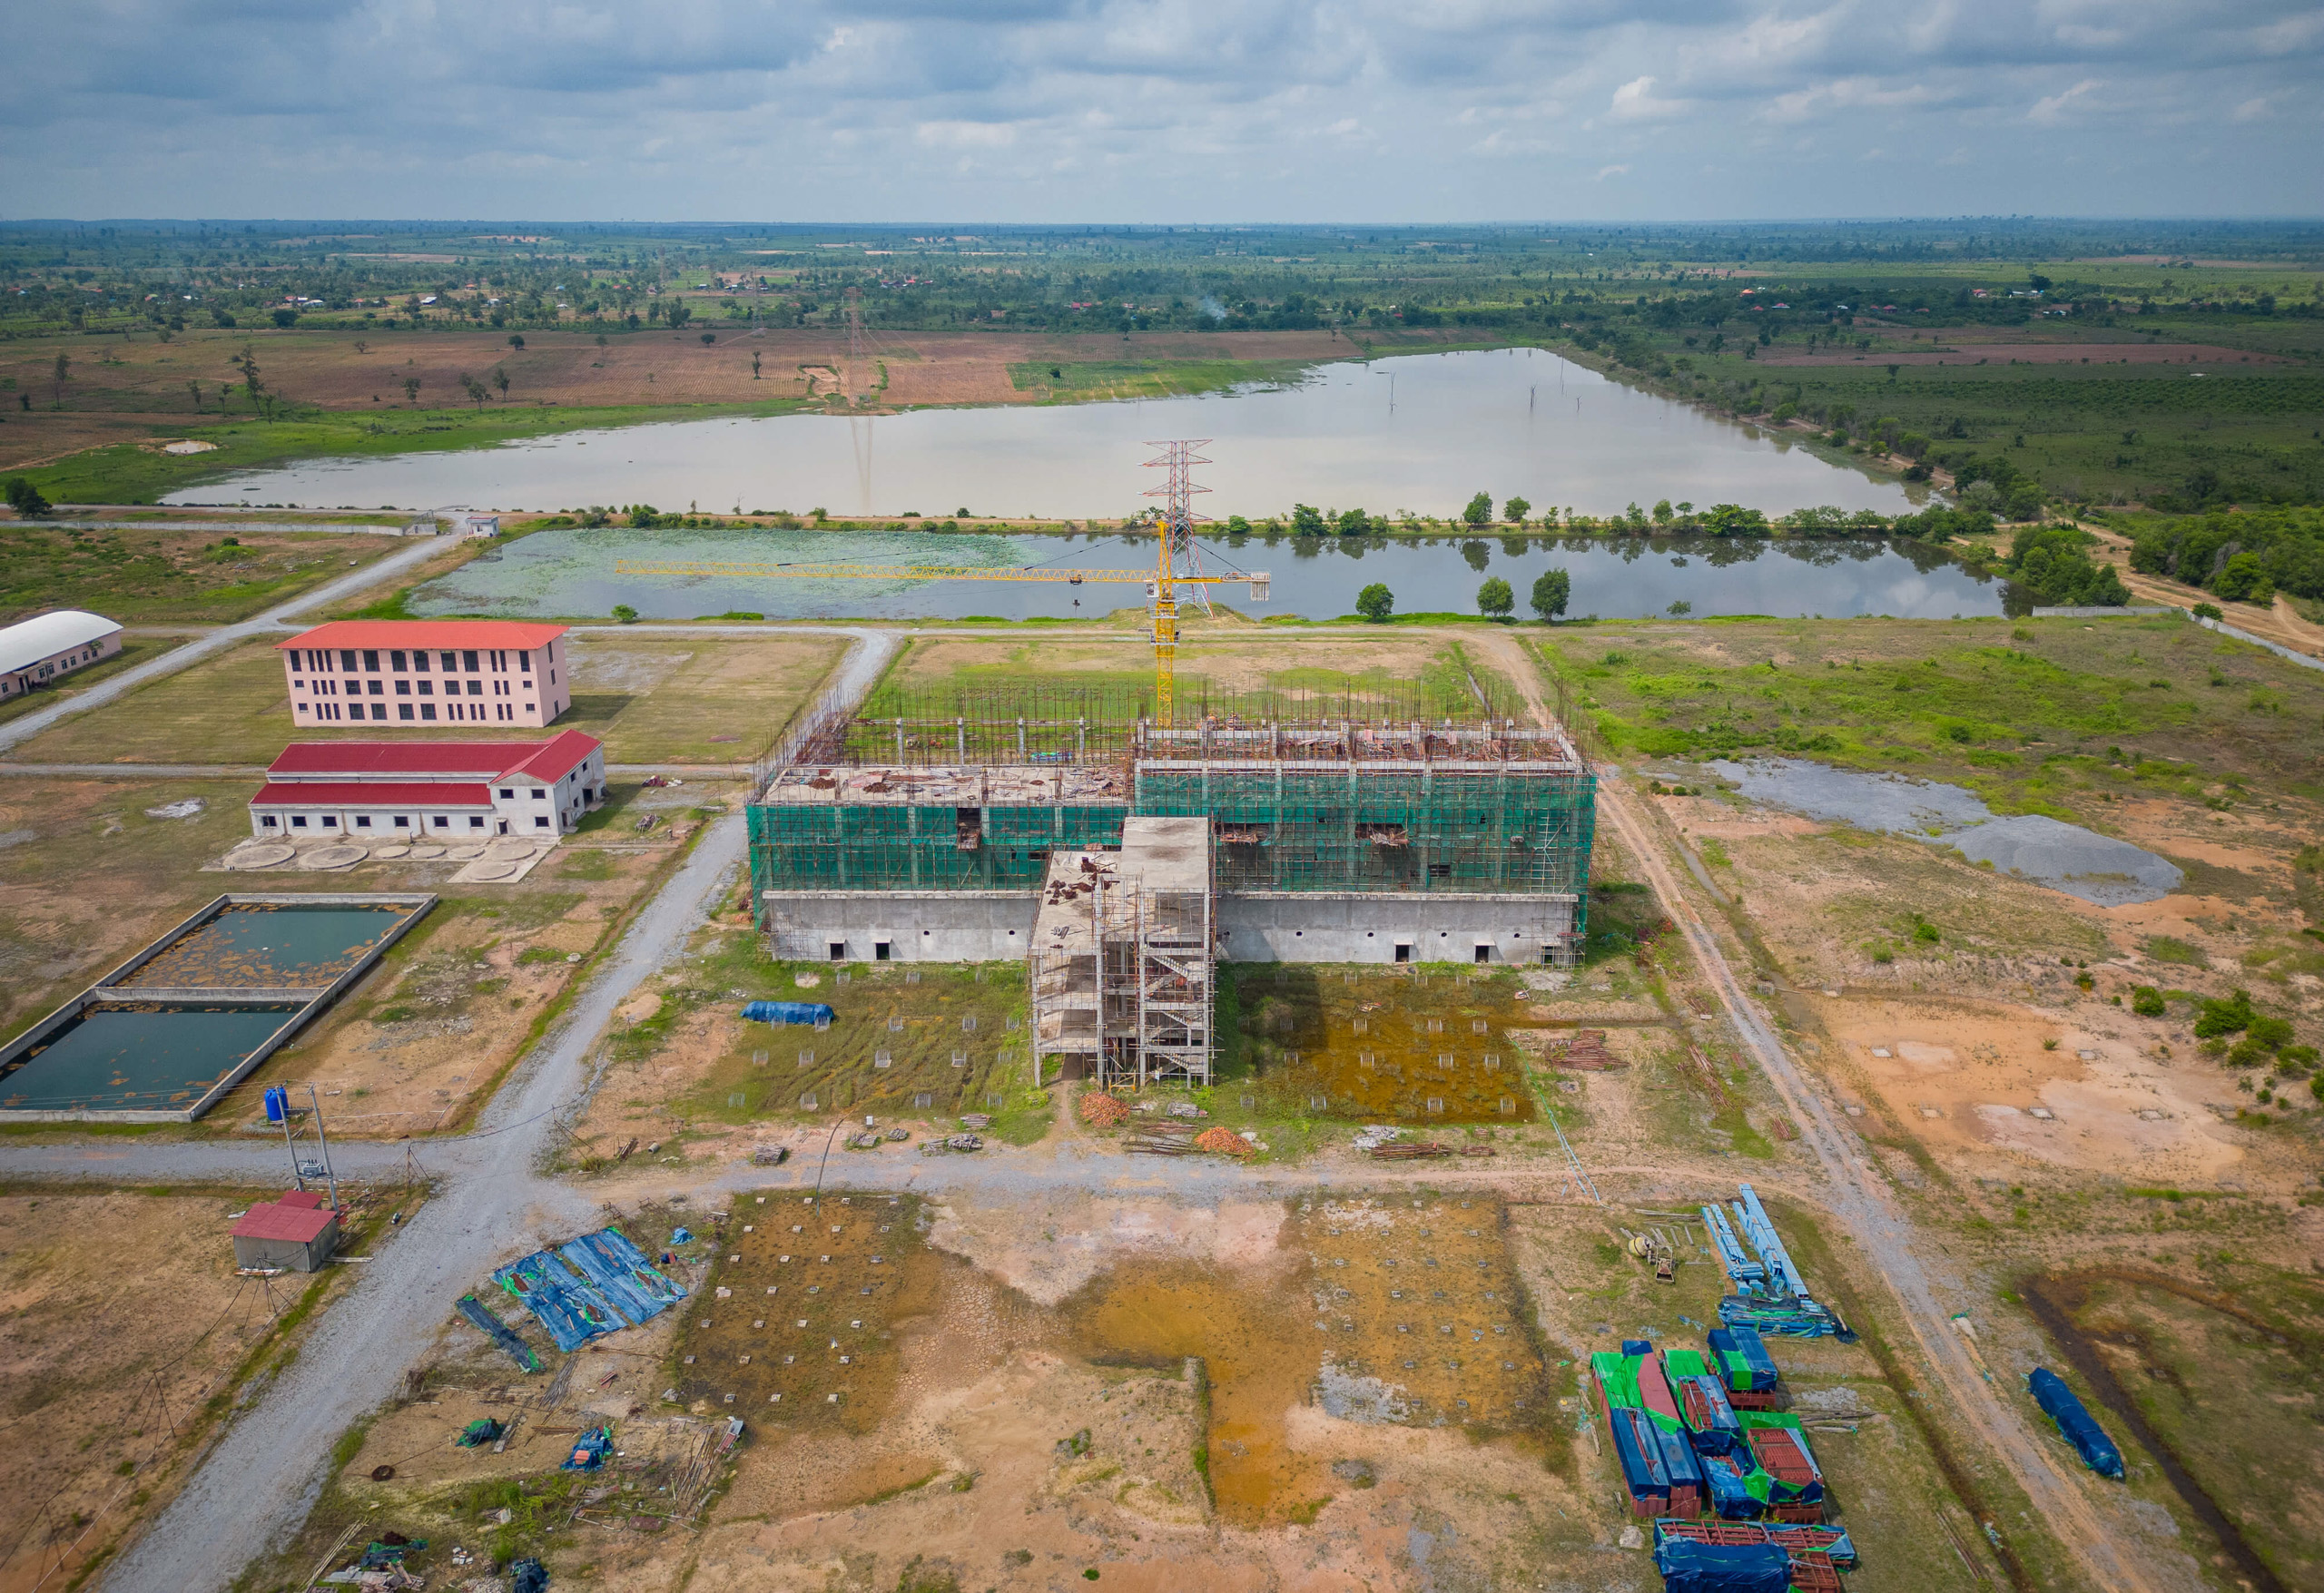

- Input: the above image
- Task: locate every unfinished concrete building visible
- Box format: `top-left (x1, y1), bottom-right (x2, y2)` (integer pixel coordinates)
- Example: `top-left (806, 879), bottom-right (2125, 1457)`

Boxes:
top-left (1030, 817), bottom-right (1214, 1088)
top-left (749, 688), bottom-right (1596, 1081)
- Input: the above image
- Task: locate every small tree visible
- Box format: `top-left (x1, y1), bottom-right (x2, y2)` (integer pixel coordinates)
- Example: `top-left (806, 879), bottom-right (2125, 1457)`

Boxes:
top-left (492, 366), bottom-right (510, 399)
top-left (1502, 496), bottom-right (1531, 522)
top-left (611, 604), bottom-right (639, 624)
top-left (1462, 490), bottom-right (1493, 526)
top-left (1477, 576), bottom-right (1514, 618)
top-left (1667, 599), bottom-right (1693, 617)
top-left (752, 350), bottom-right (763, 380)
top-left (5, 476), bottom-right (52, 516)
top-left (402, 376), bottom-right (421, 405)
top-left (1530, 567), bottom-right (1571, 622)
top-left (459, 372), bottom-right (487, 409)
top-left (1356, 583), bottom-right (1394, 623)
top-left (507, 334), bottom-right (526, 351)
top-left (187, 380), bottom-right (202, 411)
top-left (52, 353), bottom-right (72, 404)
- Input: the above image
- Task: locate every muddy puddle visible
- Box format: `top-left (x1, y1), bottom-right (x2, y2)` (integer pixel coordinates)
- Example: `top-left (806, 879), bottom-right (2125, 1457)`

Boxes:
top-left (1063, 1191), bottom-right (1551, 1527)
top-left (1226, 966), bottom-right (1538, 1123)
top-left (1708, 756), bottom-right (2183, 905)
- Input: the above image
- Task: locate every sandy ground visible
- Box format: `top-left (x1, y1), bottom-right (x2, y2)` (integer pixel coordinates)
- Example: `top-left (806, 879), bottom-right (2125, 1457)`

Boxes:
top-left (231, 841), bottom-right (682, 1136)
top-left (0, 1191), bottom-right (350, 1593)
top-left (2082, 524), bottom-right (2324, 663)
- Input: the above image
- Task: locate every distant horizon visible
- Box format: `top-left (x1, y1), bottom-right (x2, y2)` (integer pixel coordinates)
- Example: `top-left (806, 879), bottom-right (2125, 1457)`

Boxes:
top-left (5, 216), bottom-right (2324, 231)
top-left (10, 1), bottom-right (2319, 221)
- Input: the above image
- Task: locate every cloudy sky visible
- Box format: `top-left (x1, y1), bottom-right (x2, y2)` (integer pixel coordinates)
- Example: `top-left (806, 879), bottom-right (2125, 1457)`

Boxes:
top-left (6, 0), bottom-right (2319, 221)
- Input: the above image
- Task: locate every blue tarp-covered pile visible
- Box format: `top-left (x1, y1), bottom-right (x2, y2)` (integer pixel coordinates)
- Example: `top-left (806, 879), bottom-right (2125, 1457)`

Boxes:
top-left (1652, 1539), bottom-right (1791, 1593)
top-left (493, 1226), bottom-right (685, 1352)
top-left (741, 1000), bottom-right (834, 1027)
top-left (2029, 1367), bottom-right (2125, 1479)
top-left (457, 1293), bottom-right (542, 1372)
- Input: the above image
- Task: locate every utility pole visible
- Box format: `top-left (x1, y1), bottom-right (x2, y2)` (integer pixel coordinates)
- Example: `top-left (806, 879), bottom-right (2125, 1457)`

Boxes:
top-left (307, 1084), bottom-right (340, 1210)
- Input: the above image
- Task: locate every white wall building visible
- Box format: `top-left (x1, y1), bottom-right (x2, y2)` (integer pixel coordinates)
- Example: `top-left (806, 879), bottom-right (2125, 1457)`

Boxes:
top-left (275, 620), bottom-right (571, 728)
top-left (248, 731), bottom-right (606, 840)
top-left (0, 610), bottom-right (123, 701)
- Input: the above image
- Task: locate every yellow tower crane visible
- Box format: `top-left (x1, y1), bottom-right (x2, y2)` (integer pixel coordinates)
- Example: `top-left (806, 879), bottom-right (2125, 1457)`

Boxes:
top-left (611, 440), bottom-right (1264, 724)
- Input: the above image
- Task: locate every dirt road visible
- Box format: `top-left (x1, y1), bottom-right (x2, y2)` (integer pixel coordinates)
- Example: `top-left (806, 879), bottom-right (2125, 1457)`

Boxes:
top-left (1467, 625), bottom-right (2161, 1593)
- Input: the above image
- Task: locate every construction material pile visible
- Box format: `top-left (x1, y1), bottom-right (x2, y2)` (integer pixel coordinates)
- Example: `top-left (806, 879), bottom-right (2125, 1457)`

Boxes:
top-left (1370, 1141), bottom-right (1454, 1160)
top-left (1551, 1029), bottom-right (1622, 1070)
top-left (2029, 1367), bottom-right (2124, 1480)
top-left (1700, 1184), bottom-right (1853, 1341)
top-left (740, 999), bottom-right (835, 1027)
top-left (1594, 1333), bottom-right (1830, 1535)
top-left (1653, 1521), bottom-right (1856, 1593)
top-left (1195, 1126), bottom-right (1256, 1156)
top-left (1079, 1092), bottom-right (1132, 1128)
top-left (1352, 1124), bottom-right (1403, 1152)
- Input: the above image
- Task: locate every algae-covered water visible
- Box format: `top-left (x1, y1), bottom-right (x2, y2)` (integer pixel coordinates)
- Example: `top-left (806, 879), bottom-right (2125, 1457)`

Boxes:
top-left (120, 904), bottom-right (413, 989)
top-left (1, 1006), bottom-right (297, 1112)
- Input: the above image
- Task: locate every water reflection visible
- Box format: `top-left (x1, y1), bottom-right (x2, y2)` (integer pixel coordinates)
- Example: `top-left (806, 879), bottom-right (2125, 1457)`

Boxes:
top-left (171, 348), bottom-right (1925, 521)
top-left (410, 525), bottom-right (2003, 622)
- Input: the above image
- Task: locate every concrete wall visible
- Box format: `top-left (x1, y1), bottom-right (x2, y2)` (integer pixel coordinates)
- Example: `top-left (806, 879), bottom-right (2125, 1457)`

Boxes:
top-left (762, 890), bottom-right (1039, 962)
top-left (760, 889), bottom-right (1578, 967)
top-left (1217, 892), bottom-right (1580, 966)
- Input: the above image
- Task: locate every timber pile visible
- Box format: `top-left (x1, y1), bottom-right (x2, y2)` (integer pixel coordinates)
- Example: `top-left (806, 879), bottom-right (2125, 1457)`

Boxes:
top-left (1552, 1029), bottom-right (1622, 1070)
top-left (1370, 1141), bottom-right (1454, 1160)
top-left (1127, 1122), bottom-right (1197, 1155)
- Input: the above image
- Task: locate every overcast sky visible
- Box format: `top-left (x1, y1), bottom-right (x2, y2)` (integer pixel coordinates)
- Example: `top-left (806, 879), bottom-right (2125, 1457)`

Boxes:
top-left (6, 0), bottom-right (2319, 221)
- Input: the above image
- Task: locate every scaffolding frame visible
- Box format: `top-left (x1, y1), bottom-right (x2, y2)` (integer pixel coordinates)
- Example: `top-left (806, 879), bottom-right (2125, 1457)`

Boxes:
top-left (1029, 818), bottom-right (1214, 1090)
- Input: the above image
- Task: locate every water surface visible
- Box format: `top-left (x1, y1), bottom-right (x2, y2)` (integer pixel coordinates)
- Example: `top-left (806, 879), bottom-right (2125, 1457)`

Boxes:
top-left (2, 1007), bottom-right (297, 1111)
top-left (170, 349), bottom-right (1923, 521)
top-left (414, 526), bottom-right (2003, 622)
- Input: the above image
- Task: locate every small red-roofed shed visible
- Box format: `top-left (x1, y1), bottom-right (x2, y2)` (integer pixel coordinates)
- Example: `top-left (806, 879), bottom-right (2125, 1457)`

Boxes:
top-left (231, 1192), bottom-right (341, 1272)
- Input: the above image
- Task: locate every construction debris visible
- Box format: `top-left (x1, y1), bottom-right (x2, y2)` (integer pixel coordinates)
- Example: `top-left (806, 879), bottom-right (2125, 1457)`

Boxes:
top-left (1551, 1029), bottom-right (1623, 1070)
top-left (1701, 1185), bottom-right (1853, 1341)
top-left (1078, 1093), bottom-right (1131, 1129)
top-left (1195, 1126), bottom-right (1256, 1156)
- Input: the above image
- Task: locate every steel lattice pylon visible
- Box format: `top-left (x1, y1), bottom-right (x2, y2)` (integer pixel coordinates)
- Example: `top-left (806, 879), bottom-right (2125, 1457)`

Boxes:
top-left (1141, 439), bottom-right (1214, 727)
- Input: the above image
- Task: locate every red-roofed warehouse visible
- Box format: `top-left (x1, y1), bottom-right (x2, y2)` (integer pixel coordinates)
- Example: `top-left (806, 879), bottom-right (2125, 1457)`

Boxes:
top-left (231, 1190), bottom-right (341, 1272)
top-left (275, 620), bottom-right (570, 728)
top-left (247, 731), bottom-right (606, 841)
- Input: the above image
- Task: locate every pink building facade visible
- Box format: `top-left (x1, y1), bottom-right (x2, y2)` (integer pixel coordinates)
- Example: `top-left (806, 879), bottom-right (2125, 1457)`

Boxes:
top-left (276, 621), bottom-right (570, 728)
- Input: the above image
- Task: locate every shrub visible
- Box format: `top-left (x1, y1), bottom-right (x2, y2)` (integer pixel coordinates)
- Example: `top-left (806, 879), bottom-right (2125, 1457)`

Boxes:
top-left (2192, 988), bottom-right (2254, 1039)
top-left (2131, 986), bottom-right (2167, 1017)
top-left (4, 476), bottom-right (50, 516)
top-left (2247, 1015), bottom-right (2295, 1050)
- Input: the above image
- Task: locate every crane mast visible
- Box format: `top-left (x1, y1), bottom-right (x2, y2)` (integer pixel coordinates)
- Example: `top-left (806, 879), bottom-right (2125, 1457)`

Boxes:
top-left (1141, 439), bottom-right (1212, 728)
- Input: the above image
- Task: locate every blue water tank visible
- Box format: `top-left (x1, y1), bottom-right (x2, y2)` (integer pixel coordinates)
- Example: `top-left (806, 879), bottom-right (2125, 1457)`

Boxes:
top-left (263, 1086), bottom-right (289, 1124)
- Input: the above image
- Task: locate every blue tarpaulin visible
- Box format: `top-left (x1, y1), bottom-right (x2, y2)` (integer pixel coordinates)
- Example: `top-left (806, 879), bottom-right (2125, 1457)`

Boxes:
top-left (1708, 1325), bottom-right (1780, 1391)
top-left (1702, 1453), bottom-right (1760, 1519)
top-left (741, 1000), bottom-right (834, 1026)
top-left (456, 1293), bottom-right (542, 1372)
top-left (559, 1227), bottom-right (684, 1326)
top-left (1652, 1540), bottom-right (1791, 1593)
top-left (1607, 1406), bottom-right (1669, 1503)
top-left (2029, 1367), bottom-right (2125, 1479)
top-left (560, 1427), bottom-right (612, 1470)
top-left (495, 1226), bottom-right (692, 1352)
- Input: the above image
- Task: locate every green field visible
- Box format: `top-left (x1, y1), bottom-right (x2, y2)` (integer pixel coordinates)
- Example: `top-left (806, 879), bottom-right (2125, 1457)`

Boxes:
top-left (5, 632), bottom-right (844, 767)
top-left (1536, 614), bottom-right (2324, 820)
top-left (0, 524), bottom-right (409, 624)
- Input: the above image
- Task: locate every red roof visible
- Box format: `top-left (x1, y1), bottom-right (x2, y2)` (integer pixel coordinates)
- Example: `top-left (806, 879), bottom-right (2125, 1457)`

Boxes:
top-left (264, 733), bottom-right (601, 783)
top-left (231, 1199), bottom-right (339, 1243)
top-left (277, 620), bottom-right (566, 653)
top-left (251, 781), bottom-right (496, 808)
top-left (277, 1189), bottom-right (329, 1209)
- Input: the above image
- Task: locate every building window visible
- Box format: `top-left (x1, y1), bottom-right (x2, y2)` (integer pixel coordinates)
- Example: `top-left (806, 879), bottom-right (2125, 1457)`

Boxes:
top-left (354, 815), bottom-right (372, 829)
top-left (416, 679), bottom-right (432, 696)
top-left (261, 815), bottom-right (279, 829)
top-left (534, 815), bottom-right (550, 829)
top-left (468, 816), bottom-right (486, 829)
top-left (398, 703), bottom-right (414, 721)
top-left (434, 816), bottom-right (451, 829)
top-left (389, 650), bottom-right (407, 671)
top-left (524, 703), bottom-right (534, 714)
top-left (297, 703), bottom-right (310, 714)
top-left (373, 703), bottom-right (389, 720)
top-left (394, 680), bottom-right (410, 695)
top-left (498, 788), bottom-right (514, 800)
top-left (291, 815), bottom-right (309, 829)
top-left (343, 679), bottom-right (360, 696)
top-left (340, 649), bottom-right (359, 671)
top-left (420, 704), bottom-right (436, 721)
top-left (412, 651), bottom-right (429, 672)
top-left (362, 650), bottom-right (380, 672)
top-left (368, 680), bottom-right (384, 696)
top-left (463, 650), bottom-right (480, 673)
top-left (394, 815), bottom-right (410, 829)
top-left (320, 816), bottom-right (338, 828)
top-left (519, 651), bottom-right (532, 673)
top-left (530, 788), bottom-right (547, 800)
top-left (467, 679), bottom-right (483, 695)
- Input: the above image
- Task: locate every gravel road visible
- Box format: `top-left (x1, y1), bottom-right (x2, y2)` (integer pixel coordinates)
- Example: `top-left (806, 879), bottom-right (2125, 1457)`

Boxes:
top-left (89, 627), bottom-right (896, 1593)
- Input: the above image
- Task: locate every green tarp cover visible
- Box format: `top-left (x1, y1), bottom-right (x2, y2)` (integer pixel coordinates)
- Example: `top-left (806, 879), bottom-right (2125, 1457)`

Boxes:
top-left (1664, 1349), bottom-right (1709, 1379)
top-left (1591, 1352), bottom-right (1641, 1410)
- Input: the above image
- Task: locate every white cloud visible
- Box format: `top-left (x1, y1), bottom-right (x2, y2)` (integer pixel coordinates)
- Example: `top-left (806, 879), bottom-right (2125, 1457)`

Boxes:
top-left (2029, 77), bottom-right (2100, 123)
top-left (1608, 74), bottom-right (1688, 122)
top-left (2230, 94), bottom-right (2271, 121)
top-left (914, 120), bottom-right (1019, 148)
top-left (1595, 162), bottom-right (1630, 179)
